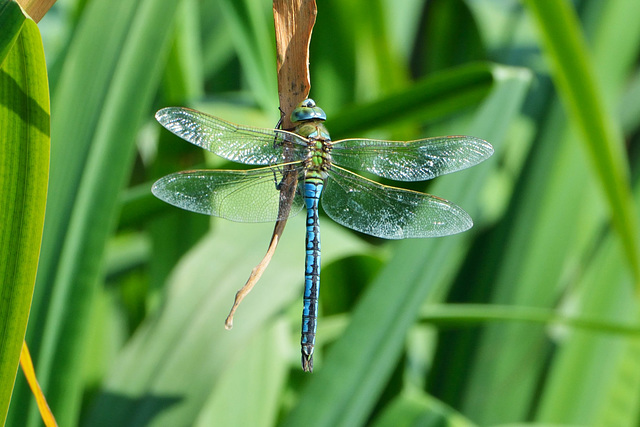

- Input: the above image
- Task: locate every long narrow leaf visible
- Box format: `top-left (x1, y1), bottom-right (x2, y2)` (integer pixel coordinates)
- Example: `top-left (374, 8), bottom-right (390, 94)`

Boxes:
top-left (456, 2), bottom-right (640, 423)
top-left (20, 342), bottom-right (56, 427)
top-left (524, 0), bottom-right (640, 285)
top-left (329, 62), bottom-right (493, 136)
top-left (0, 7), bottom-right (49, 425)
top-left (0, 0), bottom-right (24, 66)
top-left (9, 1), bottom-right (182, 426)
top-left (84, 219), bottom-right (367, 426)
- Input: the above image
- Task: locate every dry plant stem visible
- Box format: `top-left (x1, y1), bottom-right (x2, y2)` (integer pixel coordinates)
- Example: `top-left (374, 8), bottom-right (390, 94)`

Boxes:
top-left (225, 0), bottom-right (316, 329)
top-left (224, 232), bottom-right (282, 329)
top-left (274, 0), bottom-right (316, 128)
top-left (225, 171), bottom-right (298, 329)
top-left (16, 0), bottom-right (56, 22)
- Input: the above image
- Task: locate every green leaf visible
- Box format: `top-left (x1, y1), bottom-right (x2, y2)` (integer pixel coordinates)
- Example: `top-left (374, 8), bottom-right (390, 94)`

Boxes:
top-left (531, 5), bottom-right (640, 422)
top-left (371, 391), bottom-right (475, 427)
top-left (451, 2), bottom-right (640, 424)
top-left (0, 0), bottom-right (25, 67)
top-left (329, 62), bottom-right (494, 136)
top-left (537, 231), bottom-right (640, 425)
top-left (418, 304), bottom-right (640, 336)
top-left (84, 218), bottom-right (367, 426)
top-left (0, 4), bottom-right (49, 425)
top-left (523, 0), bottom-right (640, 284)
top-left (8, 0), bottom-right (182, 426)
top-left (218, 0), bottom-right (277, 111)
top-left (194, 320), bottom-right (289, 427)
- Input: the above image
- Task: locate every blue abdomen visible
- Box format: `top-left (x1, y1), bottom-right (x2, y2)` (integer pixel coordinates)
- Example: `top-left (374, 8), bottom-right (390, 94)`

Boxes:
top-left (301, 178), bottom-right (323, 372)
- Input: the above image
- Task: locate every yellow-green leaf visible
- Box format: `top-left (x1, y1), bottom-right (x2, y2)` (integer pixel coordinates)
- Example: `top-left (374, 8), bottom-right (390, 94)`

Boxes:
top-left (0, 3), bottom-right (50, 424)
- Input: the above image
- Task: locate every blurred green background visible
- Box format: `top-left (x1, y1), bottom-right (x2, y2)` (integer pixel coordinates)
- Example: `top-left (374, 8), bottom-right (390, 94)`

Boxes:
top-left (7, 0), bottom-right (640, 425)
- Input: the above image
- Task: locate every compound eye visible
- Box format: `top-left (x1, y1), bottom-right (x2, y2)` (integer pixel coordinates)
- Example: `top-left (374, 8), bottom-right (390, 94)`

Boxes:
top-left (291, 98), bottom-right (326, 123)
top-left (301, 98), bottom-right (316, 108)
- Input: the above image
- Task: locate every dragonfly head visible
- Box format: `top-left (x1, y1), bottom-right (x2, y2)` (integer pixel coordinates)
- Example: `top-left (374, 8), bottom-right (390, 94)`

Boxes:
top-left (291, 98), bottom-right (326, 123)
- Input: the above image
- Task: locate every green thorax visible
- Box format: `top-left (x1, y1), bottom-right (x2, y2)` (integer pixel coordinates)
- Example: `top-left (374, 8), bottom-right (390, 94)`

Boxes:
top-left (291, 99), bottom-right (332, 181)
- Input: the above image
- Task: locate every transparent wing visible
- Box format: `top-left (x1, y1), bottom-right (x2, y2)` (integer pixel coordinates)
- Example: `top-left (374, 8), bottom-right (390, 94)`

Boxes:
top-left (330, 135), bottom-right (493, 181)
top-left (321, 165), bottom-right (472, 239)
top-left (156, 107), bottom-right (308, 165)
top-left (152, 165), bottom-right (305, 222)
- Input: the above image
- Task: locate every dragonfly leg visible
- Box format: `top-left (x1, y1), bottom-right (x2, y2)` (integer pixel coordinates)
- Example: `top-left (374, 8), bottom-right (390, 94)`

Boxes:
top-left (275, 106), bottom-right (285, 129)
top-left (271, 167), bottom-right (284, 190)
top-left (272, 109), bottom-right (285, 151)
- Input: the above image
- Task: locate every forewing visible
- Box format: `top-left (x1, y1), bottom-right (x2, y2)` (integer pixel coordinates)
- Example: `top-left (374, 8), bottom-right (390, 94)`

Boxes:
top-left (321, 166), bottom-right (472, 239)
top-left (156, 107), bottom-right (308, 165)
top-left (330, 135), bottom-right (493, 181)
top-left (152, 165), bottom-right (305, 222)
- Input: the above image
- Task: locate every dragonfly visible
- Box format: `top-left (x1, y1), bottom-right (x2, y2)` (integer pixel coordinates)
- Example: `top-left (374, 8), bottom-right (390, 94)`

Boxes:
top-left (152, 98), bottom-right (493, 372)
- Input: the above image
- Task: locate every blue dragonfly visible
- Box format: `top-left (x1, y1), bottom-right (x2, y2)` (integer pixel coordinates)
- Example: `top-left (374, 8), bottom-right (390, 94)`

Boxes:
top-left (152, 99), bottom-right (493, 372)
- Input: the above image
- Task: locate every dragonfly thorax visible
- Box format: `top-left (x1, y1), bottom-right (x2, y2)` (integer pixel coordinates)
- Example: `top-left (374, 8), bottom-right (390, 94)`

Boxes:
top-left (305, 136), bottom-right (332, 174)
top-left (300, 128), bottom-right (331, 181)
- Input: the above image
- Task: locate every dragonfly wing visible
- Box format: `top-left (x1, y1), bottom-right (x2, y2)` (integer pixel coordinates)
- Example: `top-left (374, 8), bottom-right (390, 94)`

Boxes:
top-left (156, 107), bottom-right (308, 165)
top-left (322, 166), bottom-right (472, 239)
top-left (330, 136), bottom-right (493, 181)
top-left (152, 165), bottom-right (305, 222)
